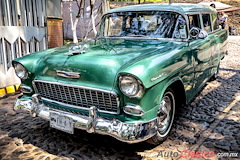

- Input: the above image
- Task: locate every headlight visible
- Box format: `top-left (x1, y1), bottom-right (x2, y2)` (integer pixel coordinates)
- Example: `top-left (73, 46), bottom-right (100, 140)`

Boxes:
top-left (119, 75), bottom-right (143, 97)
top-left (13, 63), bottom-right (28, 80)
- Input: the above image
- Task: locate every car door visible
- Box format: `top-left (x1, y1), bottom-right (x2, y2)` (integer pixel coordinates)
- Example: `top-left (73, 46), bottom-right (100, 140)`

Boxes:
top-left (188, 14), bottom-right (214, 92)
top-left (210, 13), bottom-right (222, 74)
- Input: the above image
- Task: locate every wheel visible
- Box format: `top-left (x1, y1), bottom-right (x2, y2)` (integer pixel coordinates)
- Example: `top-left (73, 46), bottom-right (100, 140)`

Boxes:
top-left (210, 64), bottom-right (220, 81)
top-left (147, 88), bottom-right (176, 145)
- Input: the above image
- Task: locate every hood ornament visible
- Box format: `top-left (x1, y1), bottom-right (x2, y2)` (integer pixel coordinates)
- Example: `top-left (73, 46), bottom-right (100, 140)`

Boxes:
top-left (56, 70), bottom-right (80, 79)
top-left (65, 44), bottom-right (88, 56)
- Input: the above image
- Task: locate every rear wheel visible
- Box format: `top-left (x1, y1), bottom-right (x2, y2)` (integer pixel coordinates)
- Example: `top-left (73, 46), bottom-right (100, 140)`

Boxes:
top-left (147, 88), bottom-right (176, 145)
top-left (210, 64), bottom-right (220, 81)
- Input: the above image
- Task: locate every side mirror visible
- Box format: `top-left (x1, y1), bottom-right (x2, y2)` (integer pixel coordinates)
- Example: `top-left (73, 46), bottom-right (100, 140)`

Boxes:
top-left (190, 27), bottom-right (200, 38)
top-left (190, 27), bottom-right (208, 39)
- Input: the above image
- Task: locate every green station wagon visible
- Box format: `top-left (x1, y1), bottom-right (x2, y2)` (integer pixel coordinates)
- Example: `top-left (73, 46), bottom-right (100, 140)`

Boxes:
top-left (13, 3), bottom-right (228, 144)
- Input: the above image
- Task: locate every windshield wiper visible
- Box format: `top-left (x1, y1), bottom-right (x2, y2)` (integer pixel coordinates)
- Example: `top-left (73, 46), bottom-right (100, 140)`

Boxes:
top-left (97, 35), bottom-right (123, 39)
top-left (97, 35), bottom-right (159, 40)
top-left (125, 35), bottom-right (159, 40)
top-left (126, 35), bottom-right (146, 37)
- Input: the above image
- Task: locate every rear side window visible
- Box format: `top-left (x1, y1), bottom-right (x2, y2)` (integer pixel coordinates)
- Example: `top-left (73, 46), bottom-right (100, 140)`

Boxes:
top-left (188, 14), bottom-right (201, 29)
top-left (202, 14), bottom-right (212, 33)
top-left (211, 14), bottom-right (219, 30)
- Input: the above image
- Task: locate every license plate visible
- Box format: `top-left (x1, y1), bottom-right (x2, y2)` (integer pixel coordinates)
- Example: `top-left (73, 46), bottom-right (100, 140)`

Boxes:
top-left (50, 112), bottom-right (74, 134)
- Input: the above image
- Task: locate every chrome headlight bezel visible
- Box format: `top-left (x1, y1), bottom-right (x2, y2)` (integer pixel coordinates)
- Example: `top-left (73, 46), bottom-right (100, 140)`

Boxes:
top-left (119, 75), bottom-right (143, 98)
top-left (13, 62), bottom-right (28, 80)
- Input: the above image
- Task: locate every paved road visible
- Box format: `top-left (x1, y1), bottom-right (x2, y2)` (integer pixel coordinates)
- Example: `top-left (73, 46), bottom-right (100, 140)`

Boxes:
top-left (0, 37), bottom-right (239, 160)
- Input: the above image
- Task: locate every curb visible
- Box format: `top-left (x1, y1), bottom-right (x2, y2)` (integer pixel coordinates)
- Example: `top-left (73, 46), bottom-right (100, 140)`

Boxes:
top-left (0, 84), bottom-right (21, 96)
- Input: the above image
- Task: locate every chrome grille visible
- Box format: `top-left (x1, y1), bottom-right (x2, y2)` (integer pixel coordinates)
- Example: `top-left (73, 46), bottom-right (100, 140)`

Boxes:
top-left (33, 81), bottom-right (119, 114)
top-left (47, 105), bottom-right (88, 116)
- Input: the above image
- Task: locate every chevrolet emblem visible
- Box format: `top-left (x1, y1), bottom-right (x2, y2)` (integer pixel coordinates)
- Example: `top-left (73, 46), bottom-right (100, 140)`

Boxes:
top-left (56, 70), bottom-right (80, 79)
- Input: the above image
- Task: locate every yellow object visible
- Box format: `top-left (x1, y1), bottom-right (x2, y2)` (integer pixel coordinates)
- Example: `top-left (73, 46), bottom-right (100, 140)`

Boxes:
top-left (6, 86), bottom-right (16, 93)
top-left (15, 84), bottom-right (21, 91)
top-left (0, 88), bottom-right (6, 95)
top-left (0, 84), bottom-right (21, 96)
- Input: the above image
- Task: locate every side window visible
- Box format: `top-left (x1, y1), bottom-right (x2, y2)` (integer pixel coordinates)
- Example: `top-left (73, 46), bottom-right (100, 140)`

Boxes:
top-left (107, 16), bottom-right (123, 36)
top-left (211, 14), bottom-right (219, 30)
top-left (188, 14), bottom-right (201, 28)
top-left (202, 14), bottom-right (212, 33)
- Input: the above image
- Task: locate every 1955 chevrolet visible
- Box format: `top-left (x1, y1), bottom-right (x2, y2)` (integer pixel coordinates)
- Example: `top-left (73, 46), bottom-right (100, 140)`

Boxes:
top-left (13, 3), bottom-right (228, 144)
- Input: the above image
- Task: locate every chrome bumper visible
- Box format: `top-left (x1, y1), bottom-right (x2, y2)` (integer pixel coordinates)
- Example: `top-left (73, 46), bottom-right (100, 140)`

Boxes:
top-left (14, 94), bottom-right (158, 143)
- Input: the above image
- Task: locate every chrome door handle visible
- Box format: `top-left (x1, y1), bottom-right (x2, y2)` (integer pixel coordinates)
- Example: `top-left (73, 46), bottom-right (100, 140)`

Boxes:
top-left (214, 35), bottom-right (219, 38)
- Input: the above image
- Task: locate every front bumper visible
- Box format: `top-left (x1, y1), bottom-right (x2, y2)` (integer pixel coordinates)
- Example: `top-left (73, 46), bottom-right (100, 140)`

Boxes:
top-left (14, 94), bottom-right (158, 143)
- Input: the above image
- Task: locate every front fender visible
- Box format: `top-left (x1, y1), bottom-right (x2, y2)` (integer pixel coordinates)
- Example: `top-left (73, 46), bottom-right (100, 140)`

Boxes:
top-left (118, 42), bottom-right (189, 89)
top-left (124, 76), bottom-right (186, 121)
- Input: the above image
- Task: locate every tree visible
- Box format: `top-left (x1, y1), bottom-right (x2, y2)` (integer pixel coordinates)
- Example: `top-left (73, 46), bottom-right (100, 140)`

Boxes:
top-left (69, 0), bottom-right (83, 43)
top-left (69, 0), bottom-right (109, 42)
top-left (89, 0), bottom-right (97, 36)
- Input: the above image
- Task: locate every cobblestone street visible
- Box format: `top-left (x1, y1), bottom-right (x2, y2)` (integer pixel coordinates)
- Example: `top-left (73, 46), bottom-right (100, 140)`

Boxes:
top-left (0, 36), bottom-right (239, 160)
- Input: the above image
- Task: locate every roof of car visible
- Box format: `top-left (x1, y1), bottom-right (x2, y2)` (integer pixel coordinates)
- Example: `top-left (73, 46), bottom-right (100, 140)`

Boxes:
top-left (105, 3), bottom-right (217, 15)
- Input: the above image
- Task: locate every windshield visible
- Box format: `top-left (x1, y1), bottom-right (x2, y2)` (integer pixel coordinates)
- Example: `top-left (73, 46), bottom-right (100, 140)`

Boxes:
top-left (98, 11), bottom-right (187, 40)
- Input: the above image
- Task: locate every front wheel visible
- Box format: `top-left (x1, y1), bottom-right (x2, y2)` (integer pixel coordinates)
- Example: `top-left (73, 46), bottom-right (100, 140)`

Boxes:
top-left (147, 88), bottom-right (176, 145)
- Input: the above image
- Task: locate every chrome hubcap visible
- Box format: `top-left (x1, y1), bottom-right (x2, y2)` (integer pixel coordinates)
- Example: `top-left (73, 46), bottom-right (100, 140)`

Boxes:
top-left (157, 91), bottom-right (175, 136)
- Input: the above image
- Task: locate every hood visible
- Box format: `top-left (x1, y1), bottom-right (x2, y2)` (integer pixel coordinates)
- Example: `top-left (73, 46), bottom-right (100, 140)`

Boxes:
top-left (33, 39), bottom-right (179, 91)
